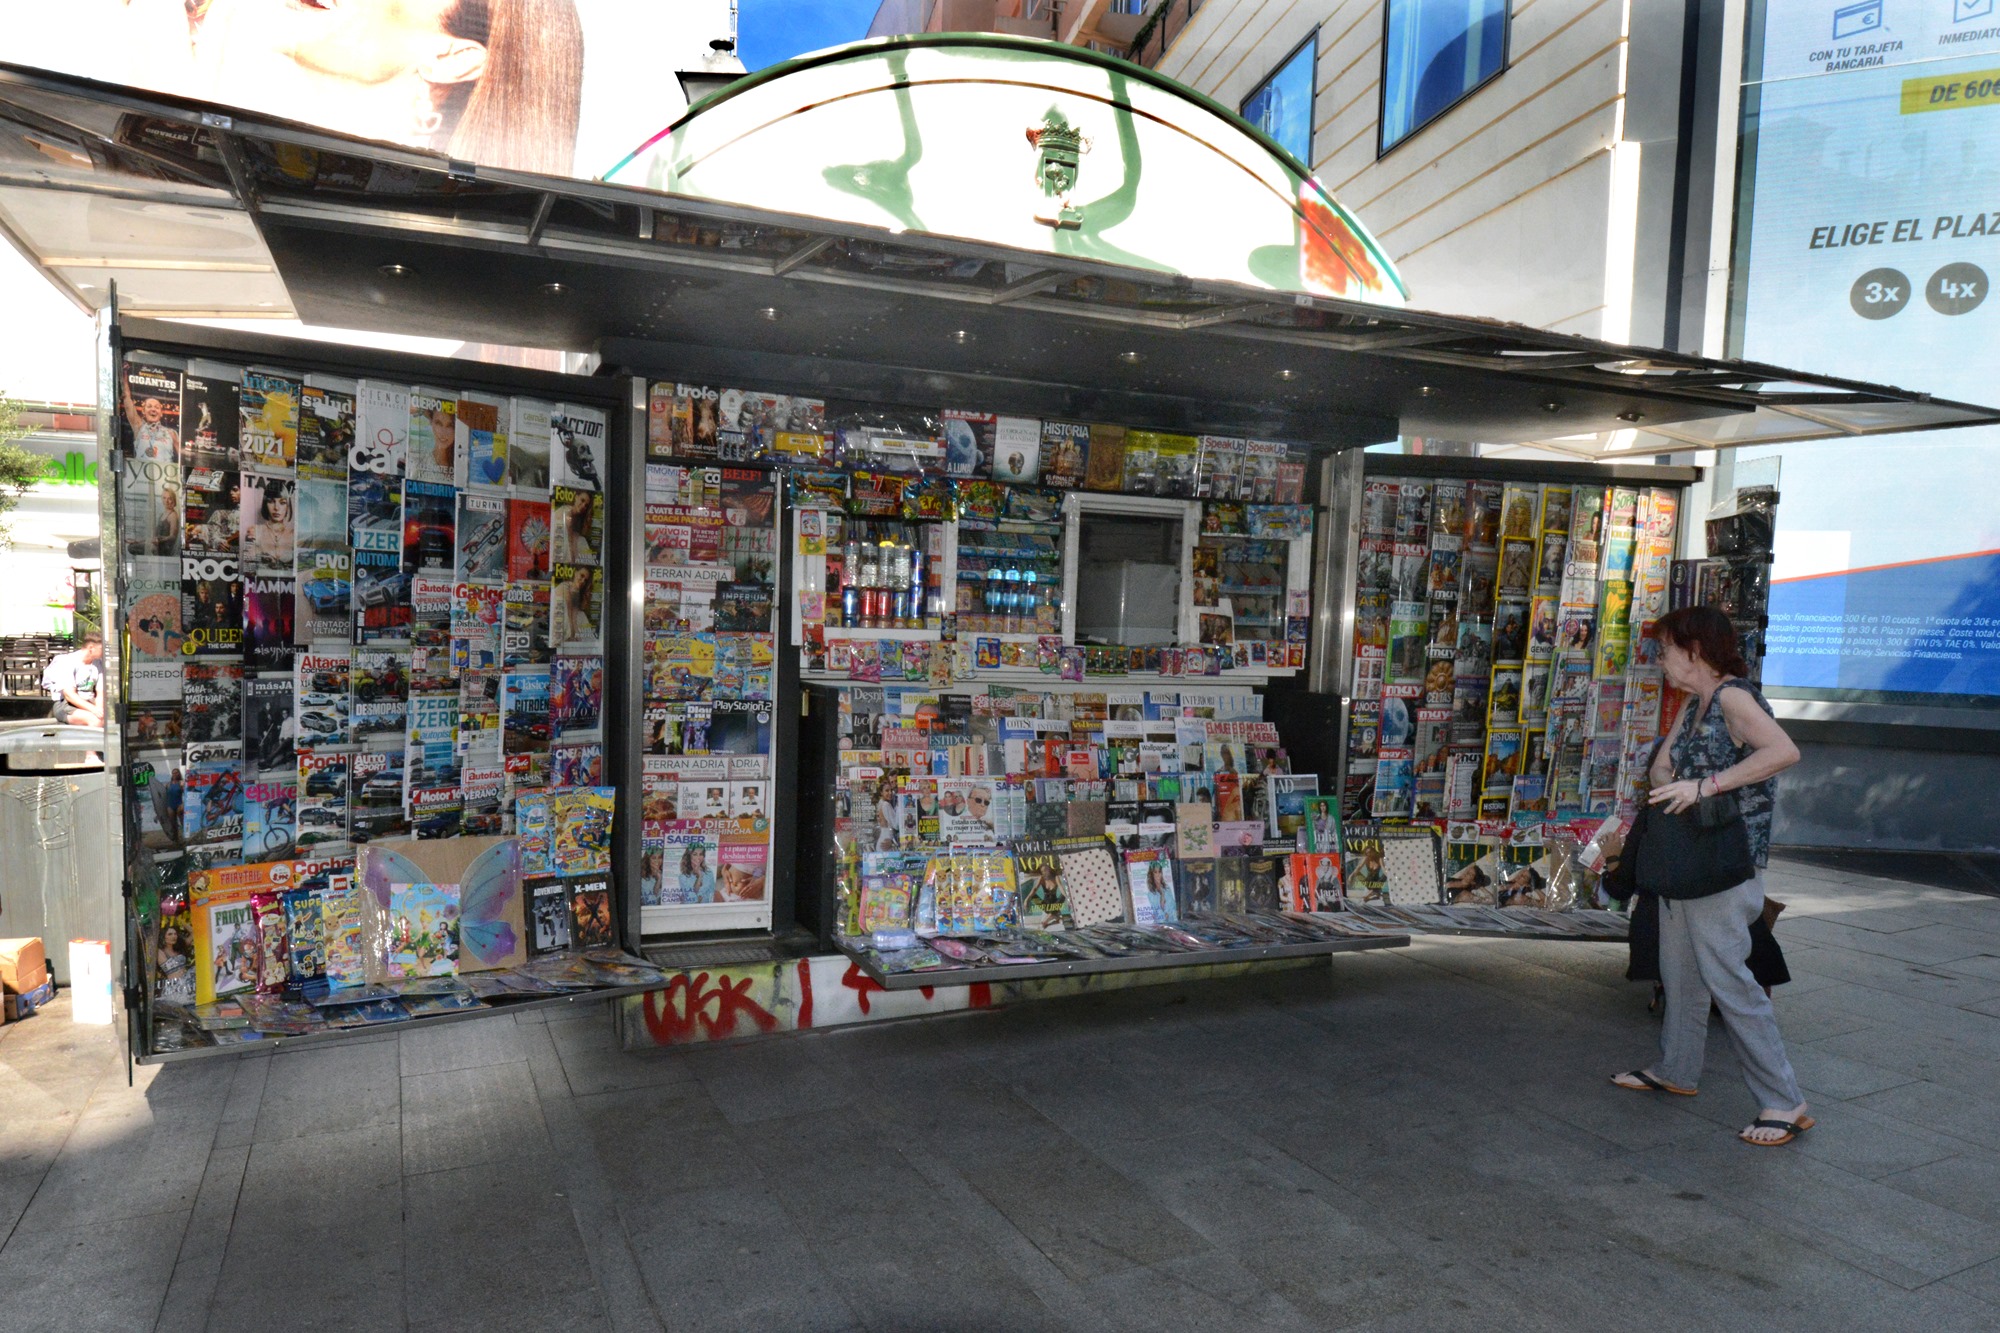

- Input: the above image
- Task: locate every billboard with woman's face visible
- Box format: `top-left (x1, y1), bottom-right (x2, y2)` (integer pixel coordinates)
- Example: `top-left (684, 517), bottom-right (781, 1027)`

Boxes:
top-left (3, 0), bottom-right (737, 179)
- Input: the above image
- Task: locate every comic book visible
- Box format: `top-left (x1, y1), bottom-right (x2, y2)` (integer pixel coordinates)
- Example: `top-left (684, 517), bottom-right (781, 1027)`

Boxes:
top-left (183, 741), bottom-right (245, 846)
top-left (350, 648), bottom-right (408, 741)
top-left (239, 372), bottom-right (300, 472)
top-left (181, 553), bottom-right (244, 657)
top-left (502, 667), bottom-right (552, 756)
top-left (181, 466), bottom-right (239, 557)
top-left (551, 405), bottom-right (607, 492)
top-left (295, 385), bottom-right (355, 483)
top-left (551, 562), bottom-right (602, 646)
top-left (455, 492), bottom-right (507, 581)
top-left (386, 880), bottom-right (460, 977)
top-left (190, 868), bottom-right (271, 1005)
top-left (242, 674), bottom-right (295, 777)
top-left (352, 546), bottom-right (413, 645)
top-left (524, 875), bottom-right (572, 953)
top-left (553, 787), bottom-right (616, 876)
top-left (550, 653), bottom-right (603, 735)
top-left (508, 398), bottom-right (553, 491)
top-left (295, 546), bottom-right (352, 645)
top-left (507, 498), bottom-right (552, 581)
top-left (453, 395), bottom-right (507, 492)
top-left (402, 479), bottom-right (456, 572)
top-left (182, 661), bottom-right (244, 745)
top-left (239, 472), bottom-right (296, 575)
top-left (348, 471), bottom-right (402, 558)
top-left (294, 648), bottom-right (350, 748)
top-left (348, 747), bottom-right (407, 842)
top-left (564, 874), bottom-right (615, 948)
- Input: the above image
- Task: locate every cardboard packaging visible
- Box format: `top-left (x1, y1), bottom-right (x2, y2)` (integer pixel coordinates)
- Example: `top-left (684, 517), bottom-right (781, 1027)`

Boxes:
top-left (0, 937), bottom-right (48, 994)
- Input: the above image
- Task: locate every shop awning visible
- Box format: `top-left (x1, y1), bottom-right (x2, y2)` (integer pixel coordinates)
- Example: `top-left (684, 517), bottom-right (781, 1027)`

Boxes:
top-left (2, 61), bottom-right (1994, 454)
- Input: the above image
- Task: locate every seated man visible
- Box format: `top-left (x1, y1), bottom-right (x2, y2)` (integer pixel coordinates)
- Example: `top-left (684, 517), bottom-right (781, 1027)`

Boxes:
top-left (43, 633), bottom-right (105, 730)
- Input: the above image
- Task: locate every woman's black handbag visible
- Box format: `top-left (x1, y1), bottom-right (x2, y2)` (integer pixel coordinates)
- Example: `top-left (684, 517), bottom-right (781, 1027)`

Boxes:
top-left (1635, 786), bottom-right (1755, 900)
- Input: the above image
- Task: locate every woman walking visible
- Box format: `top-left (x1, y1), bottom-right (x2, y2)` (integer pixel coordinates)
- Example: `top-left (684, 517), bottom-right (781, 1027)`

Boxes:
top-left (1611, 606), bottom-right (1811, 1146)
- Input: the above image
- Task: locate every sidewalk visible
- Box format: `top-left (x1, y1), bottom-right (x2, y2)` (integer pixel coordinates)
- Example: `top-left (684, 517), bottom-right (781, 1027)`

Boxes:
top-left (3, 857), bottom-right (1999, 1331)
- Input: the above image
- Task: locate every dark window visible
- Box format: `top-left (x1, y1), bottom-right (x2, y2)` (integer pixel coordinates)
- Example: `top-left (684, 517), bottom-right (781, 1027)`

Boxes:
top-left (1242, 35), bottom-right (1317, 166)
top-left (1379, 0), bottom-right (1509, 155)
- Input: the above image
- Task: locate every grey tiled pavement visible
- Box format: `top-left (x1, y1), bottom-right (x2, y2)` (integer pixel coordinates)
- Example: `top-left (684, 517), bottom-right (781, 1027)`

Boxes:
top-left (5, 858), bottom-right (2000, 1330)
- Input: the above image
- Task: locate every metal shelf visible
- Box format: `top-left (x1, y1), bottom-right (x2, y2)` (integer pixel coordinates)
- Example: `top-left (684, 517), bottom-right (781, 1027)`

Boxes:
top-left (840, 931), bottom-right (1408, 990)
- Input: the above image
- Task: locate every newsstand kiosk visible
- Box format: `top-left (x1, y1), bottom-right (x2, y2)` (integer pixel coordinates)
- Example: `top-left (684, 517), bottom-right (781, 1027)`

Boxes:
top-left (3, 38), bottom-right (1988, 1059)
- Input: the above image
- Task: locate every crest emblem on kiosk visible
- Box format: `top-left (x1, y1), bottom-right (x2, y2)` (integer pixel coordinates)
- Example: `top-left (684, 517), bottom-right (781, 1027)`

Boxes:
top-left (1026, 110), bottom-right (1089, 230)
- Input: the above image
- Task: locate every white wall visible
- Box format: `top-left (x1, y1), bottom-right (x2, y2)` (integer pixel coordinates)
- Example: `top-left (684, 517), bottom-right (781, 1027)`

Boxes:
top-left (1152, 0), bottom-right (1686, 346)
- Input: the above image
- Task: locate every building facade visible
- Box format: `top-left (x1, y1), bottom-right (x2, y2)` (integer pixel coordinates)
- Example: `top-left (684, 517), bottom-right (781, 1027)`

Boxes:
top-left (1128, 0), bottom-right (2000, 853)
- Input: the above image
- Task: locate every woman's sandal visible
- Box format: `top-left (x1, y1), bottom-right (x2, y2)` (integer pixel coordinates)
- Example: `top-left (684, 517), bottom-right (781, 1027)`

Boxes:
top-left (1739, 1115), bottom-right (1815, 1146)
top-left (1611, 1069), bottom-right (1696, 1096)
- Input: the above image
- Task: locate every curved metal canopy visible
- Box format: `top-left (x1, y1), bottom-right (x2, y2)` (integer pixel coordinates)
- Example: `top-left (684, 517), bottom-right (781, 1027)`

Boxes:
top-left (0, 60), bottom-right (1993, 456)
top-left (603, 35), bottom-right (1408, 309)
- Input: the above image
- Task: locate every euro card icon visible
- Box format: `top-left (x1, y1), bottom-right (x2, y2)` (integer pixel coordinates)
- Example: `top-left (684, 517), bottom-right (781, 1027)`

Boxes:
top-left (1832, 0), bottom-right (1882, 40)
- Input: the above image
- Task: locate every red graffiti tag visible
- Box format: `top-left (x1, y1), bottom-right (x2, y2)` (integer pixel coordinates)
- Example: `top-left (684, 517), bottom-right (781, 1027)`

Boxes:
top-left (796, 956), bottom-right (814, 1030)
top-left (641, 970), bottom-right (781, 1045)
top-left (840, 960), bottom-right (884, 1015)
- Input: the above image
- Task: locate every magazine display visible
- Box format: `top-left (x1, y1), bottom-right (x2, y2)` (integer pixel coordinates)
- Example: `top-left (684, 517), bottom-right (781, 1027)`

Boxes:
top-left (1337, 472), bottom-right (1680, 878)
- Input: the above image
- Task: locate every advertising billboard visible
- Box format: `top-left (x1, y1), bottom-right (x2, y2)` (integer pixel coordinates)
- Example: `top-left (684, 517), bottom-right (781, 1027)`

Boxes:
top-left (1734, 0), bottom-right (2000, 697)
top-left (2, 0), bottom-right (737, 179)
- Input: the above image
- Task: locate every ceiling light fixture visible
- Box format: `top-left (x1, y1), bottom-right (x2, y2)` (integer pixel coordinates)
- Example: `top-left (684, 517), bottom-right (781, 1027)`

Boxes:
top-left (1617, 409), bottom-right (1644, 423)
top-left (759, 306), bottom-right (781, 321)
top-left (377, 263), bottom-right (413, 279)
top-left (1275, 369), bottom-right (1297, 381)
top-left (1118, 350), bottom-right (1142, 364)
top-left (1543, 401), bottom-right (1564, 413)
top-left (540, 282), bottom-right (567, 297)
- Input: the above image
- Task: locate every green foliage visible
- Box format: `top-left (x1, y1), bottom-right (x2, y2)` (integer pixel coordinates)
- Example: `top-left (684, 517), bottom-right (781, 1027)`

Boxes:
top-left (0, 397), bottom-right (48, 547)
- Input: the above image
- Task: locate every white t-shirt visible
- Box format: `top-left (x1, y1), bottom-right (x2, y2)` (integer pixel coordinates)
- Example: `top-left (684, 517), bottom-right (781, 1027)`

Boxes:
top-left (43, 650), bottom-right (101, 705)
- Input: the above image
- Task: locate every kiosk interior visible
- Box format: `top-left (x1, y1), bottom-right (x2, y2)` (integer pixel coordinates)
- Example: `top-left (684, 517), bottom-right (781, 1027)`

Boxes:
top-left (6, 41), bottom-right (1993, 1058)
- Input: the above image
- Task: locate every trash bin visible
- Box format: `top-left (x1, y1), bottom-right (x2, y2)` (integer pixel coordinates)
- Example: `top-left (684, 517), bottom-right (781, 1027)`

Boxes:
top-left (0, 721), bottom-right (109, 985)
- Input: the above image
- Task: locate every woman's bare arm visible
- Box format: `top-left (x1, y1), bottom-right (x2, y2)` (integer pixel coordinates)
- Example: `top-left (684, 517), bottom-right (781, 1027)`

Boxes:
top-left (1710, 688), bottom-right (1801, 792)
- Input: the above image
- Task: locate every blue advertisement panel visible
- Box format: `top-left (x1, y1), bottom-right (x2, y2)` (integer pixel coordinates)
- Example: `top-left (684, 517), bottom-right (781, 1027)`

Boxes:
top-left (1736, 1), bottom-right (2000, 696)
